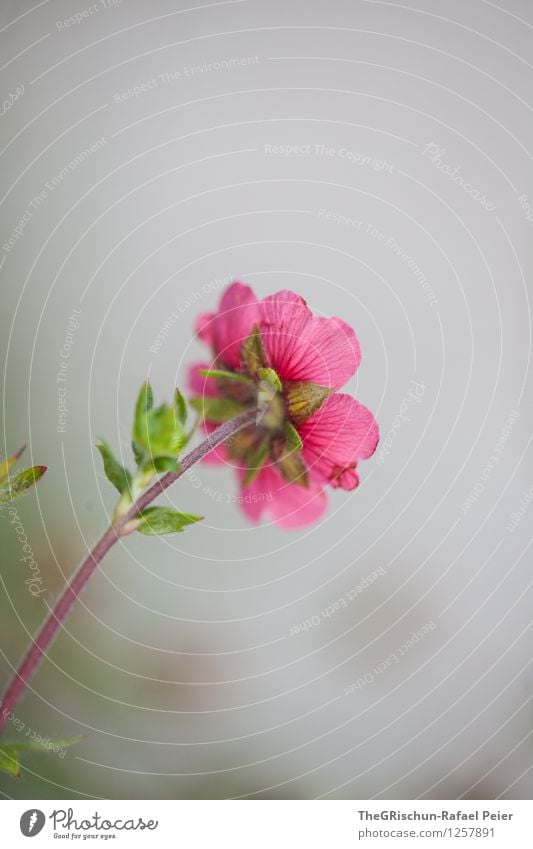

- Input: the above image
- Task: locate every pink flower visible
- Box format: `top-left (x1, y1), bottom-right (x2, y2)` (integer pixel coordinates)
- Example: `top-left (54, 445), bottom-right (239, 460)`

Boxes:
top-left (189, 282), bottom-right (379, 528)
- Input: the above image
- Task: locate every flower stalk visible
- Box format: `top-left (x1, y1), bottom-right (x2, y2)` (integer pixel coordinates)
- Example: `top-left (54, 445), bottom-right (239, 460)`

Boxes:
top-left (0, 409), bottom-right (256, 737)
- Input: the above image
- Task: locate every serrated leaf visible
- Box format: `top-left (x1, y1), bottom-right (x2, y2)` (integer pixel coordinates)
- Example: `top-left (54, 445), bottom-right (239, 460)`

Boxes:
top-left (174, 388), bottom-right (188, 425)
top-left (0, 745), bottom-right (20, 778)
top-left (189, 397), bottom-right (247, 423)
top-left (284, 421), bottom-right (303, 453)
top-left (0, 466), bottom-right (47, 504)
top-left (257, 368), bottom-right (282, 392)
top-left (136, 507), bottom-right (203, 535)
top-left (96, 442), bottom-right (132, 494)
top-left (0, 445), bottom-right (25, 486)
top-left (132, 384), bottom-right (186, 464)
top-left (284, 381), bottom-right (331, 424)
top-left (240, 325), bottom-right (267, 377)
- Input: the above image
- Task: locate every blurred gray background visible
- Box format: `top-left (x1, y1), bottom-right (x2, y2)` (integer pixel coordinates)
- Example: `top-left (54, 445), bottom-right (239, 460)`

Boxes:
top-left (0, 0), bottom-right (532, 799)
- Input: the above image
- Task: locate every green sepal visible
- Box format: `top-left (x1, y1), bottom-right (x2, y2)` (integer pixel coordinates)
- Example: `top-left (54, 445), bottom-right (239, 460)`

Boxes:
top-left (0, 445), bottom-right (25, 487)
top-left (136, 507), bottom-right (203, 535)
top-left (0, 735), bottom-right (84, 779)
top-left (284, 381), bottom-right (331, 424)
top-left (257, 368), bottom-right (282, 392)
top-left (240, 325), bottom-right (267, 377)
top-left (189, 397), bottom-right (247, 423)
top-left (242, 437), bottom-right (271, 486)
top-left (0, 466), bottom-right (47, 505)
top-left (284, 420), bottom-right (303, 452)
top-left (96, 442), bottom-right (132, 495)
top-left (271, 438), bottom-right (309, 487)
top-left (199, 368), bottom-right (252, 385)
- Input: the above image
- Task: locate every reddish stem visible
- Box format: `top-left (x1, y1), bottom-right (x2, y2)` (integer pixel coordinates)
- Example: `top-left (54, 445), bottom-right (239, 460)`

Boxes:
top-left (0, 410), bottom-right (256, 735)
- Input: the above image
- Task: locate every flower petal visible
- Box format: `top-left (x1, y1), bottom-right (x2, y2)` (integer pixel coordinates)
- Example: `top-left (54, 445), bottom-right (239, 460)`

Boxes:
top-left (212, 281), bottom-right (260, 368)
top-left (258, 291), bottom-right (360, 389)
top-left (300, 393), bottom-right (379, 490)
top-left (258, 290), bottom-right (312, 376)
top-left (195, 312), bottom-right (216, 346)
top-left (238, 464), bottom-right (328, 528)
top-left (187, 362), bottom-right (220, 398)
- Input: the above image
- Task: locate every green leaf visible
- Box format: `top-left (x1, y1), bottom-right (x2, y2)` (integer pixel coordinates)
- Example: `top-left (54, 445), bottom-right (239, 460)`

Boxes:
top-left (96, 442), bottom-right (132, 494)
top-left (12, 734), bottom-right (84, 753)
top-left (199, 368), bottom-right (252, 385)
top-left (132, 381), bottom-right (155, 464)
top-left (132, 382), bottom-right (186, 465)
top-left (189, 397), bottom-right (247, 423)
top-left (174, 388), bottom-right (188, 425)
top-left (0, 445), bottom-right (25, 486)
top-left (257, 368), bottom-right (282, 392)
top-left (136, 507), bottom-right (203, 535)
top-left (0, 745), bottom-right (20, 778)
top-left (0, 735), bottom-right (84, 779)
top-left (0, 466), bottom-right (47, 504)
top-left (151, 456), bottom-right (181, 473)
top-left (135, 381), bottom-right (154, 416)
top-left (284, 420), bottom-right (303, 453)
top-left (240, 325), bottom-right (267, 377)
top-left (284, 381), bottom-right (331, 424)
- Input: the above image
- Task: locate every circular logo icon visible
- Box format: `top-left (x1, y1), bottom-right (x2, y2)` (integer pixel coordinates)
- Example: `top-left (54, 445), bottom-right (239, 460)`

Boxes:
top-left (20, 809), bottom-right (46, 837)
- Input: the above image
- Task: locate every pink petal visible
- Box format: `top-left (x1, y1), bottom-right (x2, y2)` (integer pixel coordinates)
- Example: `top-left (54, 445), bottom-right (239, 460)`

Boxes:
top-left (212, 281), bottom-right (260, 368)
top-left (300, 393), bottom-right (379, 490)
top-left (195, 311), bottom-right (216, 346)
top-left (258, 291), bottom-right (360, 389)
top-left (238, 464), bottom-right (328, 529)
top-left (187, 362), bottom-right (220, 398)
top-left (258, 290), bottom-right (312, 376)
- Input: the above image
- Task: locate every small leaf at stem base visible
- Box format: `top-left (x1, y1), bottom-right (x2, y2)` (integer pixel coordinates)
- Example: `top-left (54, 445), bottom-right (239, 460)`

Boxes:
top-left (136, 507), bottom-right (203, 535)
